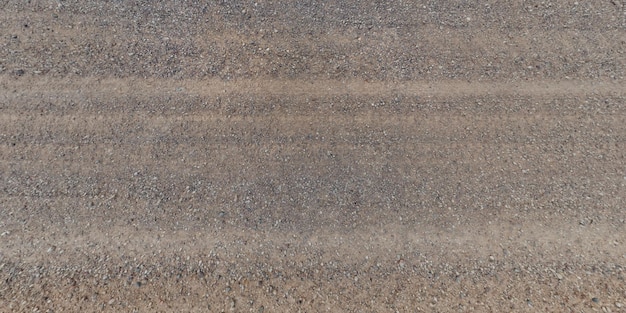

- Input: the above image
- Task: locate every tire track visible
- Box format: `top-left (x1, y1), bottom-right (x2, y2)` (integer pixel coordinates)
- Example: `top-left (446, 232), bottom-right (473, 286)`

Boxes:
top-left (2, 77), bottom-right (624, 97)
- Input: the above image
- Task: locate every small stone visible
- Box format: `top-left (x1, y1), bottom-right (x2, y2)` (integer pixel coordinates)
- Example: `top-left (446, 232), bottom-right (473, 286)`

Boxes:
top-left (258, 306), bottom-right (265, 313)
top-left (615, 302), bottom-right (623, 308)
top-left (592, 297), bottom-right (600, 303)
top-left (556, 273), bottom-right (563, 280)
top-left (398, 259), bottom-right (406, 268)
top-left (489, 255), bottom-right (495, 262)
top-left (108, 299), bottom-right (115, 305)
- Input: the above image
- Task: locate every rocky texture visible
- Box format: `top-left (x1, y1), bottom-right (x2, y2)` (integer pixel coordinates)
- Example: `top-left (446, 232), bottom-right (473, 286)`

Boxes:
top-left (1, 0), bottom-right (626, 312)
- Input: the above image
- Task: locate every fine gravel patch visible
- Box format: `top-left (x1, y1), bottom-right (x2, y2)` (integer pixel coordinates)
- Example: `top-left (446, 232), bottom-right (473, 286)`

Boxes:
top-left (1, 0), bottom-right (626, 312)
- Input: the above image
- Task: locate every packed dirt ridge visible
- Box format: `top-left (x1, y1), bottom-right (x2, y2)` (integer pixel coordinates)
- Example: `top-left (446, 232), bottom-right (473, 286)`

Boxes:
top-left (1, 1), bottom-right (626, 312)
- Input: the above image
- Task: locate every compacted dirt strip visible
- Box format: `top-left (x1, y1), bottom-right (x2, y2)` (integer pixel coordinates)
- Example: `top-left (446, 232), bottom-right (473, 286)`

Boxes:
top-left (2, 1), bottom-right (626, 312)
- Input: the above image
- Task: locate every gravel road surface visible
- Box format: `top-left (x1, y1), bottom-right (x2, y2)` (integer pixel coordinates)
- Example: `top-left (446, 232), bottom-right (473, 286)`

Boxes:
top-left (1, 1), bottom-right (626, 312)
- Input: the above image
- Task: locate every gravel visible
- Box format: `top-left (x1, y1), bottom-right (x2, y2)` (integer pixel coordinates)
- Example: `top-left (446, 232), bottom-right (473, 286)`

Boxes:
top-left (1, 0), bottom-right (625, 312)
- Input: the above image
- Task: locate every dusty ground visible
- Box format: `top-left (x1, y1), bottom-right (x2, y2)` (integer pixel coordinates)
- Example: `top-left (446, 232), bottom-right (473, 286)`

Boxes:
top-left (1, 0), bottom-right (626, 312)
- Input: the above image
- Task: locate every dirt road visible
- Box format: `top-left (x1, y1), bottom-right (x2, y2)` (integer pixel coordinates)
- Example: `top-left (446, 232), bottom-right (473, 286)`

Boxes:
top-left (1, 1), bottom-right (626, 312)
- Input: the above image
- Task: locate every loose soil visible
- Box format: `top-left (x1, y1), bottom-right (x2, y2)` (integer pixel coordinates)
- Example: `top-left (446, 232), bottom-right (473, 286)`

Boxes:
top-left (1, 1), bottom-right (626, 312)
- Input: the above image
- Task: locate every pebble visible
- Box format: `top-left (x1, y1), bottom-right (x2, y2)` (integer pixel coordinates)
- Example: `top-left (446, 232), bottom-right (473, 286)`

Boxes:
top-left (592, 297), bottom-right (600, 303)
top-left (616, 302), bottom-right (623, 308)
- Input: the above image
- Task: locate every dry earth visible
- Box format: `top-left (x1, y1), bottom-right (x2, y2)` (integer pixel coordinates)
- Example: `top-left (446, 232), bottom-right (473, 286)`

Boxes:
top-left (1, 0), bottom-right (626, 312)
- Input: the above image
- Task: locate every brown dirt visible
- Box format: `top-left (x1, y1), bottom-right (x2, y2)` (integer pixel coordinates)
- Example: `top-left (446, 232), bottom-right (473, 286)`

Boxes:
top-left (1, 0), bottom-right (626, 312)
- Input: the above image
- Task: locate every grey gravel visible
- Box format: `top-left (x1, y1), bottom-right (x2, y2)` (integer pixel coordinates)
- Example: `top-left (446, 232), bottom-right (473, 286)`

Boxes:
top-left (1, 0), bottom-right (625, 312)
